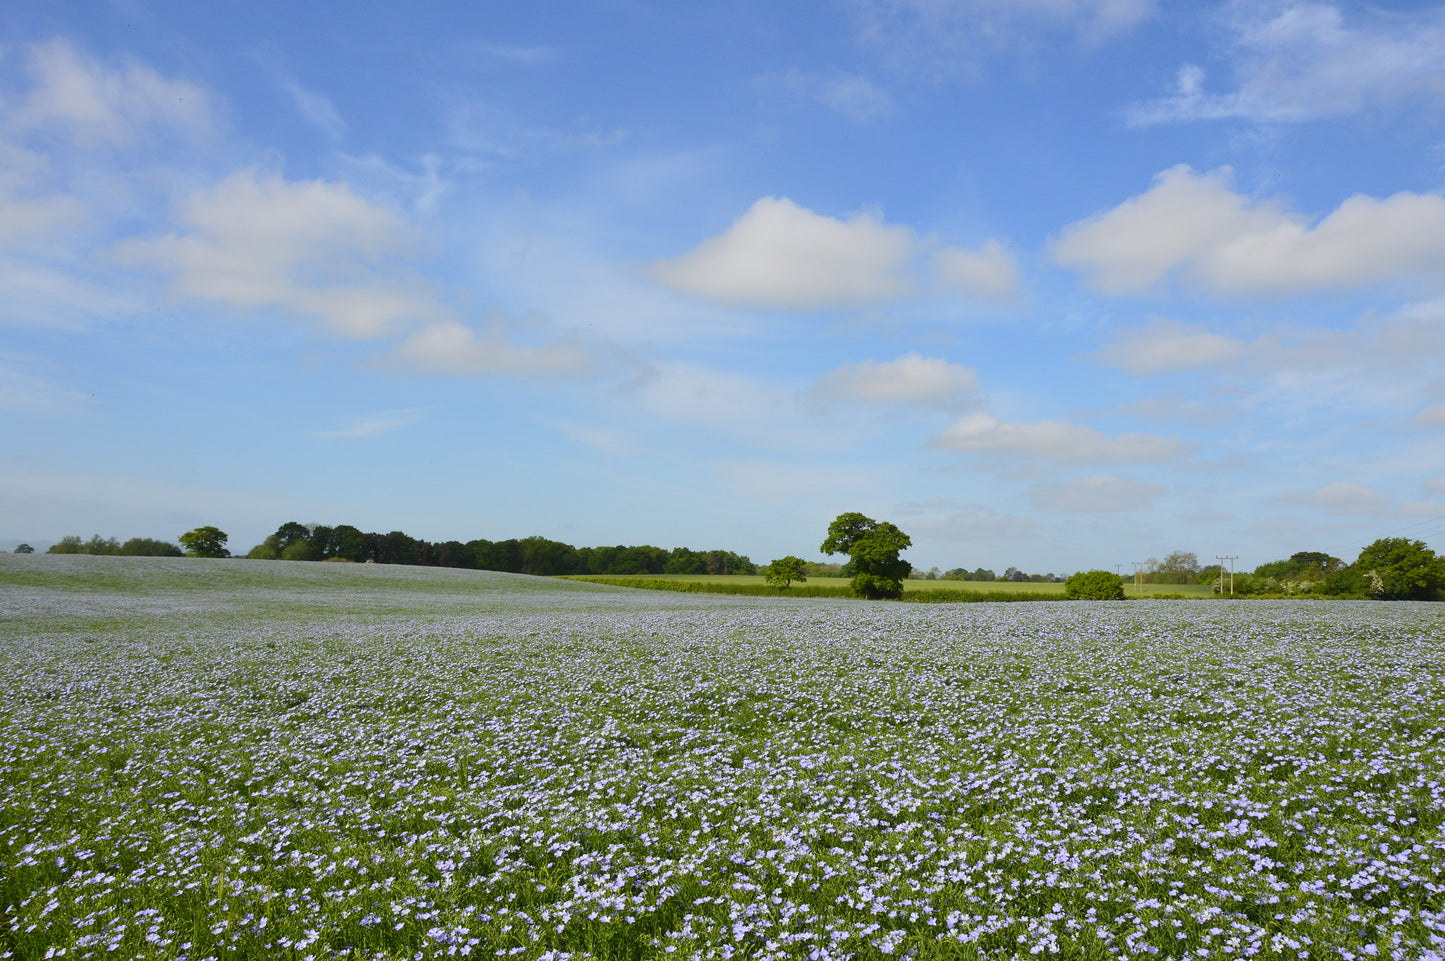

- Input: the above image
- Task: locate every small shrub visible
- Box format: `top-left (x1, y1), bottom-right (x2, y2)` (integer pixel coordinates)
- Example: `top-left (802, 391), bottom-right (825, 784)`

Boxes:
top-left (1065, 569), bottom-right (1126, 600)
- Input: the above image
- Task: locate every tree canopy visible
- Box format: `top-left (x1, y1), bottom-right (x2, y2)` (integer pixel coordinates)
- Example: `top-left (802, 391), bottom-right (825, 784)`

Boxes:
top-left (1356, 537), bottom-right (1445, 600)
top-left (179, 526), bottom-right (230, 558)
top-left (764, 556), bottom-right (808, 589)
top-left (820, 512), bottom-right (912, 599)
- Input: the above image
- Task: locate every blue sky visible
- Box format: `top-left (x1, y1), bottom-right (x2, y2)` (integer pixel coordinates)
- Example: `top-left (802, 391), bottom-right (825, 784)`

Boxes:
top-left (3, 0), bottom-right (1445, 573)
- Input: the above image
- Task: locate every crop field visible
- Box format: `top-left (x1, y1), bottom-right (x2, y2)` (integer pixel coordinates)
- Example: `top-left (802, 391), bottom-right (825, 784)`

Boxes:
top-left (560, 575), bottom-right (1216, 600)
top-left (2, 555), bottom-right (1444, 961)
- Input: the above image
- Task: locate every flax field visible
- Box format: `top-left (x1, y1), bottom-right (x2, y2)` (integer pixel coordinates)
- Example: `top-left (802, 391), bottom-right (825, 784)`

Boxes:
top-left (2, 555), bottom-right (1444, 961)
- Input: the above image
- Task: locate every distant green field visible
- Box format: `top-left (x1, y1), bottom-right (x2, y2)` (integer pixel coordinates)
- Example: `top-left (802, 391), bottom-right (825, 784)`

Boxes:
top-left (563, 572), bottom-right (1217, 599)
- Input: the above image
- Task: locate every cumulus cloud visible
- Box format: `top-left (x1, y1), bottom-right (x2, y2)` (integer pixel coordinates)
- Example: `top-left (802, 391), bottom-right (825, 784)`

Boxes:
top-left (389, 321), bottom-right (592, 378)
top-left (1054, 165), bottom-right (1445, 295)
top-left (114, 169), bottom-right (445, 337)
top-left (813, 353), bottom-right (978, 407)
top-left (1029, 474), bottom-right (1165, 512)
top-left (652, 198), bottom-right (915, 310)
top-left (931, 412), bottom-right (1185, 462)
top-left (1096, 317), bottom-right (1247, 375)
top-left (1125, 3), bottom-right (1445, 126)
top-left (653, 197), bottom-right (1018, 310)
top-left (931, 240), bottom-right (1021, 300)
top-left (4, 39), bottom-right (212, 146)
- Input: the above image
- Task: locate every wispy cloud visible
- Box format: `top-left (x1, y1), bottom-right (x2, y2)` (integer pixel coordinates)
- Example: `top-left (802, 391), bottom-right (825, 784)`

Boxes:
top-left (4, 38), bottom-right (213, 146)
top-left (281, 79), bottom-right (347, 141)
top-left (1095, 317), bottom-right (1247, 375)
top-left (1029, 474), bottom-right (1165, 513)
top-left (851, 0), bottom-right (1158, 76)
top-left (812, 353), bottom-right (978, 407)
top-left (932, 412), bottom-right (1186, 463)
top-left (311, 407), bottom-right (433, 439)
top-left (1125, 2), bottom-right (1445, 126)
top-left (762, 69), bottom-right (895, 123)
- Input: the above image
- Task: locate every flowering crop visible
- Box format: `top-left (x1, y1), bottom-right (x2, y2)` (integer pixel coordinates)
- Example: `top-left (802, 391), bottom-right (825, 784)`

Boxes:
top-left (2, 555), bottom-right (1444, 960)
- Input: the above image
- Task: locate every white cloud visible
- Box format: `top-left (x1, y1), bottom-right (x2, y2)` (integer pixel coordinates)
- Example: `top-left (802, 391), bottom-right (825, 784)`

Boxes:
top-left (1426, 478), bottom-right (1445, 495)
top-left (652, 197), bottom-right (915, 310)
top-left (1030, 474), bottom-right (1165, 512)
top-left (813, 353), bottom-right (978, 406)
top-left (311, 407), bottom-right (432, 439)
top-left (1283, 481), bottom-right (1392, 515)
top-left (389, 321), bottom-right (593, 378)
top-left (1054, 165), bottom-right (1445, 295)
top-left (1125, 3), bottom-right (1445, 126)
top-left (931, 411), bottom-right (1185, 462)
top-left (932, 240), bottom-right (1021, 300)
top-left (5, 39), bottom-right (212, 146)
top-left (653, 197), bottom-right (1018, 311)
top-left (115, 169), bottom-right (445, 337)
top-left (1096, 317), bottom-right (1247, 375)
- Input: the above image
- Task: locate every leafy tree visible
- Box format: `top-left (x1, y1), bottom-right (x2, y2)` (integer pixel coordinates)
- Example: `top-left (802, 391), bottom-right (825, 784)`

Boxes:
top-left (47, 535), bottom-right (84, 554)
top-left (1065, 569), bottom-right (1126, 600)
top-left (14, 543), bottom-right (33, 554)
top-left (821, 512), bottom-right (912, 599)
top-left (179, 526), bottom-right (230, 558)
top-left (280, 539), bottom-right (321, 561)
top-left (764, 556), bottom-right (808, 589)
top-left (119, 537), bottom-right (183, 557)
top-left (1355, 537), bottom-right (1445, 600)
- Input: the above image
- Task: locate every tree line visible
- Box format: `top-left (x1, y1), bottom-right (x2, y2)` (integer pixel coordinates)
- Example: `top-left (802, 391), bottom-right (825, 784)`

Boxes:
top-left (244, 521), bottom-right (757, 577)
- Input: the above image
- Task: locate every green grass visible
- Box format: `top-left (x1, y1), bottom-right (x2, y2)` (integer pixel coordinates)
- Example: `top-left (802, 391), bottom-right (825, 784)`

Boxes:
top-left (561, 573), bottom-right (1219, 600)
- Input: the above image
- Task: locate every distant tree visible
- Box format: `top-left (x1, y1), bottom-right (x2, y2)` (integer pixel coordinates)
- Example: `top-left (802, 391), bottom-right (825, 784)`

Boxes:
top-left (1355, 537), bottom-right (1445, 600)
top-left (119, 537), bottom-right (183, 557)
top-left (270, 521), bottom-right (311, 553)
top-left (1157, 550), bottom-right (1201, 584)
top-left (280, 539), bottom-right (321, 561)
top-left (821, 512), bottom-right (912, 600)
top-left (1004, 566), bottom-right (1028, 583)
top-left (246, 540), bottom-right (281, 560)
top-left (1065, 570), bottom-right (1126, 600)
top-left (764, 556), bottom-right (808, 589)
top-left (14, 543), bottom-right (33, 554)
top-left (179, 526), bottom-right (230, 558)
top-left (48, 535), bottom-right (84, 554)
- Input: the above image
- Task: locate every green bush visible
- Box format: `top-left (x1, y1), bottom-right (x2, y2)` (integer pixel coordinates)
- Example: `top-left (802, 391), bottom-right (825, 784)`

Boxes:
top-left (1065, 570), bottom-right (1126, 600)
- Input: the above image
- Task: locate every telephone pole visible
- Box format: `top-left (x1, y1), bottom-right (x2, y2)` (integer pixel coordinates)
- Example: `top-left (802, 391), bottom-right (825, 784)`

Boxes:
top-left (1132, 562), bottom-right (1145, 590)
top-left (1216, 555), bottom-right (1238, 596)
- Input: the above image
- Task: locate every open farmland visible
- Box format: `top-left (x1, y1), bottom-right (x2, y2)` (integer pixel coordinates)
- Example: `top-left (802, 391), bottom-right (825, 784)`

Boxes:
top-left (2, 555), bottom-right (1444, 960)
top-left (561, 575), bottom-right (1216, 600)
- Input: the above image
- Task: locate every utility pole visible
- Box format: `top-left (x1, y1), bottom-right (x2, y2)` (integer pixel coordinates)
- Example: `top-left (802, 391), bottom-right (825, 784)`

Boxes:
top-left (1216, 555), bottom-right (1238, 596)
top-left (1132, 562), bottom-right (1144, 590)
